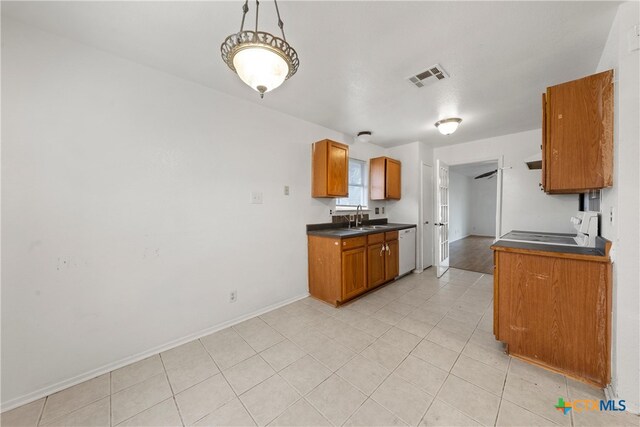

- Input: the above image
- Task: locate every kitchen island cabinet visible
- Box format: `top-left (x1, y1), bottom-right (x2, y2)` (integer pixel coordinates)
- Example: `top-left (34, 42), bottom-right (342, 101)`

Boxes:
top-left (492, 239), bottom-right (612, 387)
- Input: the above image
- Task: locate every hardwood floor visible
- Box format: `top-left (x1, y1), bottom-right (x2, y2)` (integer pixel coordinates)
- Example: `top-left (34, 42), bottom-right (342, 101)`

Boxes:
top-left (450, 235), bottom-right (494, 274)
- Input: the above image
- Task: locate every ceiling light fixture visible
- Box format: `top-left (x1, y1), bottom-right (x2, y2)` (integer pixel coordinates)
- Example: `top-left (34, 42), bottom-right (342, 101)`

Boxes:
top-left (435, 118), bottom-right (462, 135)
top-left (221, 0), bottom-right (299, 98)
top-left (356, 131), bottom-right (373, 144)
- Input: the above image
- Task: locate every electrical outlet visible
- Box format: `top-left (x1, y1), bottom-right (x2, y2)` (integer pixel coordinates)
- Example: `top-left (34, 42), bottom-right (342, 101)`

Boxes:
top-left (382, 207), bottom-right (385, 214)
top-left (330, 209), bottom-right (333, 215)
top-left (229, 290), bottom-right (237, 303)
top-left (375, 207), bottom-right (380, 214)
top-left (284, 185), bottom-right (290, 196)
top-left (250, 191), bottom-right (263, 204)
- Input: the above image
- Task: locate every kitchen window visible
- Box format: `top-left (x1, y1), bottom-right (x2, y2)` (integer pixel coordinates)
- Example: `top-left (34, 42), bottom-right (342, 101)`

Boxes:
top-left (336, 158), bottom-right (367, 208)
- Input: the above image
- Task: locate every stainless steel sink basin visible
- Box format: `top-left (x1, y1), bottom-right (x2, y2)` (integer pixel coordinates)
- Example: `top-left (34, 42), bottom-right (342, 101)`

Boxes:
top-left (340, 226), bottom-right (390, 231)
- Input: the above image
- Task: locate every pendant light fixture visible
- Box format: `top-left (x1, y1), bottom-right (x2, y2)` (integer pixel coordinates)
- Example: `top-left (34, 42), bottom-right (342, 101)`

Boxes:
top-left (435, 118), bottom-right (462, 135)
top-left (221, 0), bottom-right (299, 98)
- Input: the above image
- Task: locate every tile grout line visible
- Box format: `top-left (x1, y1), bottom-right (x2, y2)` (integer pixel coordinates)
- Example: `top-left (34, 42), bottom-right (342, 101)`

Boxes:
top-left (109, 373), bottom-right (113, 427)
top-left (197, 336), bottom-right (260, 427)
top-left (205, 329), bottom-right (311, 426)
top-left (492, 357), bottom-right (512, 426)
top-left (35, 396), bottom-right (48, 427)
top-left (158, 352), bottom-right (185, 427)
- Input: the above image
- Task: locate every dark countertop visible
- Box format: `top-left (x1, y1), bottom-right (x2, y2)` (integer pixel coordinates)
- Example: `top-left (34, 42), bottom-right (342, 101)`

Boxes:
top-left (492, 232), bottom-right (610, 261)
top-left (307, 219), bottom-right (416, 238)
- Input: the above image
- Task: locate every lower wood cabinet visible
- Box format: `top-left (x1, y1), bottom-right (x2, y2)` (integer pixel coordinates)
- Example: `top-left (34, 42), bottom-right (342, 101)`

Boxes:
top-left (342, 247), bottom-right (367, 300)
top-left (367, 242), bottom-right (386, 288)
top-left (492, 245), bottom-right (612, 387)
top-left (308, 231), bottom-right (399, 306)
top-left (385, 238), bottom-right (399, 281)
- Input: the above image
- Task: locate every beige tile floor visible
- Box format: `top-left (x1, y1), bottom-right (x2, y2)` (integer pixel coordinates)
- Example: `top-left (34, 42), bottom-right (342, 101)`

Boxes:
top-left (2, 268), bottom-right (638, 427)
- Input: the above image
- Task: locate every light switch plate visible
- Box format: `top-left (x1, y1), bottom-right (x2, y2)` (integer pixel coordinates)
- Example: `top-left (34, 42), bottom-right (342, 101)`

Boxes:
top-left (250, 191), bottom-right (263, 204)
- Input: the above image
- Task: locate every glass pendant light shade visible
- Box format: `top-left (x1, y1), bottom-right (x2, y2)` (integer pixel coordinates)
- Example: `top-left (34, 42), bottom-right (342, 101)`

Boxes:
top-left (232, 46), bottom-right (289, 95)
top-left (221, 1), bottom-right (299, 98)
top-left (435, 118), bottom-right (462, 135)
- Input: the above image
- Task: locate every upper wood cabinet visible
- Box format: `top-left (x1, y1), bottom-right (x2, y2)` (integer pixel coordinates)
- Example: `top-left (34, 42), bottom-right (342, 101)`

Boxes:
top-left (542, 70), bottom-right (613, 193)
top-left (311, 139), bottom-right (349, 198)
top-left (370, 157), bottom-right (401, 200)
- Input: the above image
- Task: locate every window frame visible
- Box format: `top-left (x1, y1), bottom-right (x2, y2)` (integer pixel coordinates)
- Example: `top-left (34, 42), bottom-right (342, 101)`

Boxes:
top-left (336, 157), bottom-right (368, 209)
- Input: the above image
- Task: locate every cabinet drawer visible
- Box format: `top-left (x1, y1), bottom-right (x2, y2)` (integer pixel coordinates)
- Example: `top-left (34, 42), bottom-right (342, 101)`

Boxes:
top-left (341, 236), bottom-right (365, 250)
top-left (367, 232), bottom-right (385, 244)
top-left (385, 231), bottom-right (398, 241)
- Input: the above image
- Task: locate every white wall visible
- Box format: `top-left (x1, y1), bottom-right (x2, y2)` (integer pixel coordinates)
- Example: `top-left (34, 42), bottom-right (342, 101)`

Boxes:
top-left (448, 172), bottom-right (471, 242)
top-left (385, 142), bottom-right (433, 271)
top-left (469, 177), bottom-right (498, 237)
top-left (595, 1), bottom-right (640, 413)
top-left (0, 19), bottom-right (390, 409)
top-left (386, 142), bottom-right (420, 225)
top-left (434, 129), bottom-right (578, 236)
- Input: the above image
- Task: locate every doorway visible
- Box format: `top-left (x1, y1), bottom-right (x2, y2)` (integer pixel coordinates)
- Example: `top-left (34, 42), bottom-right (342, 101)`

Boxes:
top-left (447, 160), bottom-right (499, 274)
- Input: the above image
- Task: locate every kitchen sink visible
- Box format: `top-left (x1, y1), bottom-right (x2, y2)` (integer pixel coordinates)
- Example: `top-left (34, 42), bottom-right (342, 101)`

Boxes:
top-left (340, 225), bottom-right (390, 231)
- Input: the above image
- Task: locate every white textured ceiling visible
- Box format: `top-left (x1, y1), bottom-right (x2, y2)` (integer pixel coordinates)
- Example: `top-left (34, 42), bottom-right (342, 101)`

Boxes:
top-left (2, 1), bottom-right (619, 147)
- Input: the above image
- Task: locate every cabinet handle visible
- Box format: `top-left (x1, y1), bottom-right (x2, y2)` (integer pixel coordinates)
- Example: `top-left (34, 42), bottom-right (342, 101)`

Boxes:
top-left (386, 244), bottom-right (391, 254)
top-left (380, 245), bottom-right (385, 256)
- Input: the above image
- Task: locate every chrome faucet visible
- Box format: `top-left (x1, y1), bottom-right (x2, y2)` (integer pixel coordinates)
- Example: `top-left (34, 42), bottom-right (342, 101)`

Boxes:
top-left (355, 205), bottom-right (363, 227)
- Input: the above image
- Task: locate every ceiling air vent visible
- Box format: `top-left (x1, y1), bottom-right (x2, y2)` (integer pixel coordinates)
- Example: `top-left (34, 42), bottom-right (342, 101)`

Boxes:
top-left (407, 64), bottom-right (449, 88)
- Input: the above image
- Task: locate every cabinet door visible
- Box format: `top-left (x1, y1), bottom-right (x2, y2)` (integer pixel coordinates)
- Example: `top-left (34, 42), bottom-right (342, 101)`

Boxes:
top-left (367, 243), bottom-right (386, 288)
top-left (369, 157), bottom-right (386, 200)
top-left (342, 247), bottom-right (367, 300)
top-left (546, 70), bottom-right (613, 192)
top-left (385, 239), bottom-right (399, 281)
top-left (497, 252), bottom-right (611, 387)
top-left (385, 159), bottom-right (401, 199)
top-left (327, 141), bottom-right (349, 196)
top-left (541, 93), bottom-right (548, 192)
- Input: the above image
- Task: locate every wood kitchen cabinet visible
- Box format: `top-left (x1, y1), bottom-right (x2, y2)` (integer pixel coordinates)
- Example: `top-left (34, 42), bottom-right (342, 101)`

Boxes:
top-left (308, 231), bottom-right (399, 306)
top-left (370, 157), bottom-right (401, 200)
top-left (311, 139), bottom-right (349, 198)
top-left (367, 231), bottom-right (399, 288)
top-left (492, 243), bottom-right (612, 387)
top-left (542, 70), bottom-right (613, 193)
top-left (342, 247), bottom-right (367, 301)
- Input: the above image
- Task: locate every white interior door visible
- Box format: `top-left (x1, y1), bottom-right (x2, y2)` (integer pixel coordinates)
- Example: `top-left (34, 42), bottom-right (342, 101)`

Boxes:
top-left (421, 163), bottom-right (433, 269)
top-left (436, 160), bottom-right (450, 277)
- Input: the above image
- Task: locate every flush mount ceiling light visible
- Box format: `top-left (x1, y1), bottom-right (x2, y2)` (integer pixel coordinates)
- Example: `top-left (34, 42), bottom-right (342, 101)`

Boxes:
top-left (221, 0), bottom-right (299, 98)
top-left (435, 118), bottom-right (462, 135)
top-left (356, 131), bottom-right (373, 144)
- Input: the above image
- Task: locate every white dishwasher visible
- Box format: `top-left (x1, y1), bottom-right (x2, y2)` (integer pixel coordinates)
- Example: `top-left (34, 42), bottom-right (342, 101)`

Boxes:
top-left (398, 227), bottom-right (416, 276)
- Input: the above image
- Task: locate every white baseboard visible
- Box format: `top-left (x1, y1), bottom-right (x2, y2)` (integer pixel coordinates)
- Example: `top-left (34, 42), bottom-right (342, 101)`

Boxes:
top-left (1, 292), bottom-right (310, 413)
top-left (604, 383), bottom-right (639, 415)
top-left (449, 234), bottom-right (470, 243)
